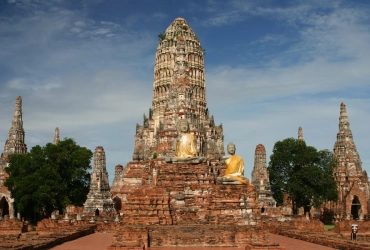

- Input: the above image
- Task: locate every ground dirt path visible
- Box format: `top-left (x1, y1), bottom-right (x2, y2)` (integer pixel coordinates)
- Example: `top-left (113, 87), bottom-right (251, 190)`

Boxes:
top-left (268, 233), bottom-right (336, 250)
top-left (50, 232), bottom-right (114, 250)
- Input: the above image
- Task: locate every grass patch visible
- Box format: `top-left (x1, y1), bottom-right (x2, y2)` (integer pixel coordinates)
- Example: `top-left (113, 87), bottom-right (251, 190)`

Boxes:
top-left (324, 224), bottom-right (335, 231)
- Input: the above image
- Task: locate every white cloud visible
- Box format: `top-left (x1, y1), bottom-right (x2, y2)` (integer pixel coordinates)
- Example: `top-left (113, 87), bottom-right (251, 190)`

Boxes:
top-left (1, 0), bottom-right (370, 185)
top-left (250, 34), bottom-right (287, 45)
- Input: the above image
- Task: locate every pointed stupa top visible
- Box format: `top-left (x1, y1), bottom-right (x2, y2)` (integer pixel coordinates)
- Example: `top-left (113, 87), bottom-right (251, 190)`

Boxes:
top-left (93, 146), bottom-right (108, 173)
top-left (298, 126), bottom-right (304, 141)
top-left (53, 127), bottom-right (60, 145)
top-left (1, 96), bottom-right (27, 159)
top-left (153, 16), bottom-right (205, 113)
top-left (339, 102), bottom-right (350, 131)
top-left (333, 102), bottom-right (362, 175)
top-left (151, 16), bottom-right (208, 132)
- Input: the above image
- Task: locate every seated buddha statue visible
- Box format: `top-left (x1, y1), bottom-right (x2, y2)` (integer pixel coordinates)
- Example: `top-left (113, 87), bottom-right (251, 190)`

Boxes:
top-left (166, 119), bottom-right (205, 163)
top-left (174, 119), bottom-right (197, 158)
top-left (217, 142), bottom-right (250, 186)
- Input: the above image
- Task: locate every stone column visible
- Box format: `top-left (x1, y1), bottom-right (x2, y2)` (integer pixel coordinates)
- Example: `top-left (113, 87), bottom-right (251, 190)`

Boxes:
top-left (9, 202), bottom-right (14, 219)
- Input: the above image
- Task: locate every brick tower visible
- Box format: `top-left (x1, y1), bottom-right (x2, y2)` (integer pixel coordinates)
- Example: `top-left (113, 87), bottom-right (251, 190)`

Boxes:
top-left (132, 17), bottom-right (224, 161)
top-left (0, 96), bottom-right (28, 218)
top-left (251, 144), bottom-right (276, 212)
top-left (83, 146), bottom-right (114, 215)
top-left (332, 103), bottom-right (369, 220)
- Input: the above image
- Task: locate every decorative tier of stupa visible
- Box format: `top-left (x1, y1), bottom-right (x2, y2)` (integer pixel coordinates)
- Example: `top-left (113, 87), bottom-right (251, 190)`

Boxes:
top-left (0, 96), bottom-right (27, 218)
top-left (110, 18), bottom-right (266, 248)
top-left (251, 144), bottom-right (276, 212)
top-left (83, 146), bottom-right (114, 215)
top-left (331, 103), bottom-right (370, 220)
top-left (132, 17), bottom-right (224, 161)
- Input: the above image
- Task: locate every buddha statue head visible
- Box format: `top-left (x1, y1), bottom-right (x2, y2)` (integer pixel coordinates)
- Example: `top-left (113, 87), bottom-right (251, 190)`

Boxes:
top-left (227, 142), bottom-right (236, 155)
top-left (177, 119), bottom-right (190, 134)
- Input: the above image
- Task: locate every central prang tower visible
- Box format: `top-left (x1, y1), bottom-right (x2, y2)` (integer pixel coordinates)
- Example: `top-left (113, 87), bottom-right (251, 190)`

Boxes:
top-left (133, 17), bottom-right (224, 161)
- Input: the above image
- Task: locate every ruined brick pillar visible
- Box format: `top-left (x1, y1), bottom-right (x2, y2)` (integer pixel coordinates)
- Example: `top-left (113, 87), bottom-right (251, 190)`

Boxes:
top-left (251, 144), bottom-right (276, 211)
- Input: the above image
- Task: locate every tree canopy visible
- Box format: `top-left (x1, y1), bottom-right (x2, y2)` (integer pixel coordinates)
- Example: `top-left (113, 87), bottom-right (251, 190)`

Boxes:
top-left (268, 138), bottom-right (338, 211)
top-left (5, 138), bottom-right (92, 221)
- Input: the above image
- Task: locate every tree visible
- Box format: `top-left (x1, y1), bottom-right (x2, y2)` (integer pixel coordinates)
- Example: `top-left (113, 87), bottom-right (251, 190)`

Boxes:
top-left (268, 138), bottom-right (338, 212)
top-left (5, 138), bottom-right (92, 222)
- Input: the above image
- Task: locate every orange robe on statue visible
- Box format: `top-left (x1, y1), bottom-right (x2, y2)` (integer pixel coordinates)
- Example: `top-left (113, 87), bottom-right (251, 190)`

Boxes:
top-left (224, 155), bottom-right (249, 186)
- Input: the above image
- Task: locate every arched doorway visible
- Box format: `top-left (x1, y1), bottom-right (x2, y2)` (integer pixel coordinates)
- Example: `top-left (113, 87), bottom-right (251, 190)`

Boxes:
top-left (113, 197), bottom-right (122, 212)
top-left (95, 208), bottom-right (100, 216)
top-left (0, 197), bottom-right (9, 217)
top-left (351, 196), bottom-right (361, 220)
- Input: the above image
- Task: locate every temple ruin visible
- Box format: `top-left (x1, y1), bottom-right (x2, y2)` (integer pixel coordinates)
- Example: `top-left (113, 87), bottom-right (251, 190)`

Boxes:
top-left (251, 144), bottom-right (277, 213)
top-left (331, 103), bottom-right (370, 220)
top-left (110, 17), bottom-right (263, 248)
top-left (83, 146), bottom-right (114, 215)
top-left (132, 17), bottom-right (224, 161)
top-left (0, 96), bottom-right (27, 219)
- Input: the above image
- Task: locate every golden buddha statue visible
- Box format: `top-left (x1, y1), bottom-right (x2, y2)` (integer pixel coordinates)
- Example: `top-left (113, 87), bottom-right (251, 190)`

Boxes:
top-left (218, 142), bottom-right (250, 186)
top-left (165, 119), bottom-right (205, 163)
top-left (174, 119), bottom-right (197, 158)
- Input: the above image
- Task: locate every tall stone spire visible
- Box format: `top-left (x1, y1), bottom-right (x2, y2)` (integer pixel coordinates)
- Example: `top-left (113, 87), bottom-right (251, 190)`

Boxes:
top-left (298, 126), bottom-right (304, 141)
top-left (53, 127), bottom-right (60, 145)
top-left (0, 96), bottom-right (27, 219)
top-left (132, 17), bottom-right (224, 161)
top-left (1, 96), bottom-right (27, 159)
top-left (332, 102), bottom-right (369, 220)
top-left (333, 103), bottom-right (362, 175)
top-left (83, 146), bottom-right (114, 214)
top-left (251, 144), bottom-right (276, 210)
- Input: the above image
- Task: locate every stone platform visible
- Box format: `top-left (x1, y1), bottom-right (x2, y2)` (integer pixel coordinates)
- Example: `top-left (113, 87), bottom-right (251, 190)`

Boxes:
top-left (110, 159), bottom-right (264, 248)
top-left (109, 225), bottom-right (267, 249)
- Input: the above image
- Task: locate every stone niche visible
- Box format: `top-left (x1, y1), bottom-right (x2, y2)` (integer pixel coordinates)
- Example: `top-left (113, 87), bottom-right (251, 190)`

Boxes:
top-left (110, 159), bottom-right (264, 248)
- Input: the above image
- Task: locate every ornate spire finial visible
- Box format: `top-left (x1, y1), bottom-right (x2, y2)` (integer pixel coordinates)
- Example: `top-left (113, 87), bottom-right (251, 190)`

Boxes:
top-left (53, 127), bottom-right (60, 145)
top-left (298, 126), bottom-right (304, 141)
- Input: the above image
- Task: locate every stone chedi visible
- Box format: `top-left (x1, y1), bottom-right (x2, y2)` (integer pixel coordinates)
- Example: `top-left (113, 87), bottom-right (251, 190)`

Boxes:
top-left (251, 144), bottom-right (277, 211)
top-left (298, 126), bottom-right (304, 141)
top-left (53, 127), bottom-right (60, 145)
top-left (331, 103), bottom-right (370, 220)
top-left (0, 96), bottom-right (27, 219)
top-left (110, 18), bottom-right (263, 248)
top-left (132, 17), bottom-right (224, 161)
top-left (83, 146), bottom-right (114, 215)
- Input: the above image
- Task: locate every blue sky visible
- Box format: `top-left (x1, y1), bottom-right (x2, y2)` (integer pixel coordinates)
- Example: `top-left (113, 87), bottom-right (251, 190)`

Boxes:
top-left (1, 0), bottom-right (370, 184)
